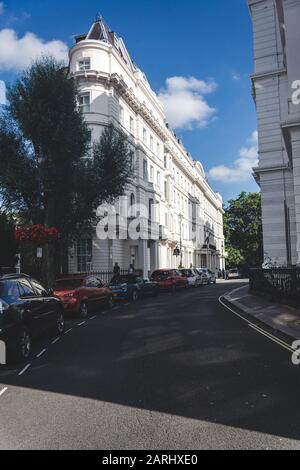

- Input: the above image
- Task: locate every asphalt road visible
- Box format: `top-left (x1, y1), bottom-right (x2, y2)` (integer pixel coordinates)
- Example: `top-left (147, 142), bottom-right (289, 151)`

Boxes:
top-left (1, 280), bottom-right (300, 450)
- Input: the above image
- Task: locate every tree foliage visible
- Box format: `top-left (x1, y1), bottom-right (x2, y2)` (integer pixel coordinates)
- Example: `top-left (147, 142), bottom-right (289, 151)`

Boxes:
top-left (0, 57), bottom-right (132, 285)
top-left (224, 192), bottom-right (263, 269)
top-left (0, 212), bottom-right (18, 267)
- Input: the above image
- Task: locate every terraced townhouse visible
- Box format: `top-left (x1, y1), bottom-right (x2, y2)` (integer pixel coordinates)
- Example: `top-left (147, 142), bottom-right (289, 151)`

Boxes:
top-left (68, 17), bottom-right (225, 277)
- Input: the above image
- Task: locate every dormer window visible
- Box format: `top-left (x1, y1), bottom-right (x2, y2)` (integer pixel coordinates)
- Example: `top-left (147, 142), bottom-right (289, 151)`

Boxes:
top-left (78, 58), bottom-right (91, 71)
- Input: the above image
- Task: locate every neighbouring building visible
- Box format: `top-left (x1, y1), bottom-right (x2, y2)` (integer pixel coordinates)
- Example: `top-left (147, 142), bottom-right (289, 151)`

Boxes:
top-left (68, 17), bottom-right (225, 276)
top-left (249, 0), bottom-right (300, 266)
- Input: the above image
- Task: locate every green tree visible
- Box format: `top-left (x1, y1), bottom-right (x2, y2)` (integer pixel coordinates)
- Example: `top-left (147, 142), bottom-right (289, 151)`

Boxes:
top-left (0, 212), bottom-right (18, 268)
top-left (224, 192), bottom-right (263, 269)
top-left (0, 57), bottom-right (132, 286)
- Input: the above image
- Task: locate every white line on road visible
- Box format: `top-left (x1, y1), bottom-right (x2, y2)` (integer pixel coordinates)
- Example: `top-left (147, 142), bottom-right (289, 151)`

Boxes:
top-left (64, 328), bottom-right (73, 334)
top-left (0, 387), bottom-right (8, 397)
top-left (219, 290), bottom-right (295, 355)
top-left (18, 364), bottom-right (31, 376)
top-left (51, 338), bottom-right (60, 345)
top-left (77, 321), bottom-right (86, 327)
top-left (90, 315), bottom-right (97, 320)
top-left (36, 348), bottom-right (47, 358)
top-left (249, 324), bottom-right (294, 353)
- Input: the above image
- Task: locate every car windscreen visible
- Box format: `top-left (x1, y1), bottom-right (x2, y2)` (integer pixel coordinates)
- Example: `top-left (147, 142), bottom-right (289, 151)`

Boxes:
top-left (0, 280), bottom-right (20, 304)
top-left (111, 276), bottom-right (134, 285)
top-left (181, 270), bottom-right (192, 277)
top-left (151, 271), bottom-right (171, 281)
top-left (55, 279), bottom-right (83, 290)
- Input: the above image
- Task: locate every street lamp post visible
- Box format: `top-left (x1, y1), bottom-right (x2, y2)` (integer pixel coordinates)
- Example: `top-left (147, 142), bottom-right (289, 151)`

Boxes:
top-left (221, 241), bottom-right (224, 270)
top-left (179, 213), bottom-right (183, 268)
top-left (205, 228), bottom-right (210, 269)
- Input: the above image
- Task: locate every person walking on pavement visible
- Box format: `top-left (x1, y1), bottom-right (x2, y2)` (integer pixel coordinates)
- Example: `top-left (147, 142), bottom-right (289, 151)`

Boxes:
top-left (111, 262), bottom-right (121, 283)
top-left (113, 262), bottom-right (120, 277)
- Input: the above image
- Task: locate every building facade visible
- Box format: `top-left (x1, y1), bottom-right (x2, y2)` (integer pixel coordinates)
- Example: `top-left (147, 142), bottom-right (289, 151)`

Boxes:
top-left (68, 18), bottom-right (225, 276)
top-left (249, 0), bottom-right (300, 266)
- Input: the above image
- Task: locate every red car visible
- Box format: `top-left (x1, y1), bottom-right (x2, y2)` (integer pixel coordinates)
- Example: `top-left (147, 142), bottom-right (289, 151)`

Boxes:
top-left (54, 275), bottom-right (114, 318)
top-left (150, 269), bottom-right (188, 293)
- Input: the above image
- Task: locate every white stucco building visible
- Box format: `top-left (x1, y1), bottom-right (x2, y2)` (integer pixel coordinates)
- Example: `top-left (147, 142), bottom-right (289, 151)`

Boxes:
top-left (68, 17), bottom-right (225, 276)
top-left (249, 0), bottom-right (300, 266)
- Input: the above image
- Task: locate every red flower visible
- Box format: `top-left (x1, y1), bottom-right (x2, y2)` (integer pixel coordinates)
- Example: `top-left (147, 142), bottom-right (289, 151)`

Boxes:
top-left (15, 224), bottom-right (61, 243)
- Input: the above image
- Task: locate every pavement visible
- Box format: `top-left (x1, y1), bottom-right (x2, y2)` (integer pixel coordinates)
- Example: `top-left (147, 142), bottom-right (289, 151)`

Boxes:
top-left (1, 280), bottom-right (300, 450)
top-left (224, 283), bottom-right (300, 341)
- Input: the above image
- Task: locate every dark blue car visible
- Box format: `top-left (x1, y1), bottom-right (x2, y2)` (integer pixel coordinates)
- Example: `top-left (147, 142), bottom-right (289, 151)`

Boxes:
top-left (109, 275), bottom-right (160, 302)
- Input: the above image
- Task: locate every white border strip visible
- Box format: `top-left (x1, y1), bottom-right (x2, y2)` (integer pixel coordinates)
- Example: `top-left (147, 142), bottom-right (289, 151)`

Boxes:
top-left (18, 363), bottom-right (31, 376)
top-left (0, 387), bottom-right (8, 397)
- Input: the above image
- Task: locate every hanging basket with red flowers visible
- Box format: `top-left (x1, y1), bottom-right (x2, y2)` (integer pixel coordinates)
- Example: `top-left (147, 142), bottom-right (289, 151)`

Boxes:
top-left (15, 224), bottom-right (61, 244)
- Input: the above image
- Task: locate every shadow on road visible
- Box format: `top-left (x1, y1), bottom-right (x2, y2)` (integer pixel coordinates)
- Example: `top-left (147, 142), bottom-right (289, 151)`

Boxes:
top-left (1, 281), bottom-right (300, 444)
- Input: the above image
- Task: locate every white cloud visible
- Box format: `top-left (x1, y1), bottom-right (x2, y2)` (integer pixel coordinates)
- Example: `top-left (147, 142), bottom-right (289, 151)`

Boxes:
top-left (158, 76), bottom-right (217, 130)
top-left (0, 3), bottom-right (4, 15)
top-left (0, 29), bottom-right (68, 72)
top-left (0, 80), bottom-right (6, 105)
top-left (208, 131), bottom-right (259, 183)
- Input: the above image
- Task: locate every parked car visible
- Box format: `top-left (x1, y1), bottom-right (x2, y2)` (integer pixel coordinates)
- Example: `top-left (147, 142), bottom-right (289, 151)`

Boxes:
top-left (228, 268), bottom-right (240, 280)
top-left (109, 275), bottom-right (160, 301)
top-left (180, 269), bottom-right (203, 288)
top-left (0, 273), bottom-right (65, 363)
top-left (150, 269), bottom-right (188, 292)
top-left (54, 275), bottom-right (114, 318)
top-left (197, 268), bottom-right (217, 285)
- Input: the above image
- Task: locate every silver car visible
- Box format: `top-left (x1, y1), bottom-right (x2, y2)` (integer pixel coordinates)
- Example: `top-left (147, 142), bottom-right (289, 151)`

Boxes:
top-left (197, 268), bottom-right (217, 285)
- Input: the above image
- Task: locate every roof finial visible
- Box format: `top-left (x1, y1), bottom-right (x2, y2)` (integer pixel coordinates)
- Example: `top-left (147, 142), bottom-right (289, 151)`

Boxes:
top-left (94, 12), bottom-right (103, 22)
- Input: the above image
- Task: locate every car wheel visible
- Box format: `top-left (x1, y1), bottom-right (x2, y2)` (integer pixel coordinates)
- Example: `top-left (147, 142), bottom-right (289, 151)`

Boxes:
top-left (132, 290), bottom-right (139, 302)
top-left (107, 296), bottom-right (114, 309)
top-left (12, 327), bottom-right (31, 363)
top-left (56, 310), bottom-right (65, 335)
top-left (79, 302), bottom-right (89, 319)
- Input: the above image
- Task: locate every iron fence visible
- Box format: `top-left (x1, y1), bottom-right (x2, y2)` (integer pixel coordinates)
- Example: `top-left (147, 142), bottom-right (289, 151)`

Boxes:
top-left (57, 269), bottom-right (143, 285)
top-left (249, 268), bottom-right (300, 306)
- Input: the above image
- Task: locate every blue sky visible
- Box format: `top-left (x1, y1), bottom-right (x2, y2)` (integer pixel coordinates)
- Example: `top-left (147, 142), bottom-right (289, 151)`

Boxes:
top-left (0, 0), bottom-right (259, 202)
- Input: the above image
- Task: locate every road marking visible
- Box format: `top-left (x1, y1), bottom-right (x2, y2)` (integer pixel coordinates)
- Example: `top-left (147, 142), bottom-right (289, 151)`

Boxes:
top-left (51, 338), bottom-right (60, 345)
top-left (77, 321), bottom-right (86, 327)
top-left (219, 293), bottom-right (250, 325)
top-left (18, 364), bottom-right (31, 376)
top-left (64, 328), bottom-right (73, 334)
top-left (219, 290), bottom-right (295, 355)
top-left (36, 348), bottom-right (47, 358)
top-left (90, 315), bottom-right (97, 320)
top-left (249, 324), bottom-right (295, 353)
top-left (0, 387), bottom-right (8, 397)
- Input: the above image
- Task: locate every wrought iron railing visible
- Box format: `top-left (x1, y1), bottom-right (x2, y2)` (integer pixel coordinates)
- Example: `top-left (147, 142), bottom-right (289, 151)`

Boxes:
top-left (249, 268), bottom-right (300, 306)
top-left (57, 269), bottom-right (143, 285)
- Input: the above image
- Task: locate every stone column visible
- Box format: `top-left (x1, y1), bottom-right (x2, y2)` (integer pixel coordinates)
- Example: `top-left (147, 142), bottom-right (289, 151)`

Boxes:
top-left (139, 239), bottom-right (149, 278)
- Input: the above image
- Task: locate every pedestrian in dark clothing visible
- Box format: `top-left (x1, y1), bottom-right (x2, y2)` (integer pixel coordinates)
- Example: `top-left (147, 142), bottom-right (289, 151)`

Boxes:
top-left (113, 263), bottom-right (120, 277)
top-left (111, 263), bottom-right (121, 284)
